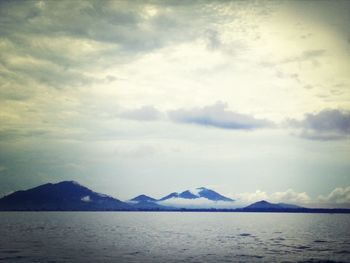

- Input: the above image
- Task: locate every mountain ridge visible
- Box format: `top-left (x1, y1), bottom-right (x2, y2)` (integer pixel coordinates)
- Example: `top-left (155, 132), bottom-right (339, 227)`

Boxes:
top-left (0, 181), bottom-right (349, 213)
top-left (157, 187), bottom-right (234, 202)
top-left (0, 181), bottom-right (133, 211)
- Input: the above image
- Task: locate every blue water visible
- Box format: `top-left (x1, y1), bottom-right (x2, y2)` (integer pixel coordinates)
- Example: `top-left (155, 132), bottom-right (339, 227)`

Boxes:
top-left (0, 212), bottom-right (349, 262)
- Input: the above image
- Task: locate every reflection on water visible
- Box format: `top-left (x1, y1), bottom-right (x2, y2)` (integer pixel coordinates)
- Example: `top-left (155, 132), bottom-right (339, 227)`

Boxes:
top-left (0, 212), bottom-right (349, 262)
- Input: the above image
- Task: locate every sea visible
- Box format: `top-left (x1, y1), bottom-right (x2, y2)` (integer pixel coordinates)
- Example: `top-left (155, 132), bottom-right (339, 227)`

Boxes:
top-left (0, 212), bottom-right (349, 263)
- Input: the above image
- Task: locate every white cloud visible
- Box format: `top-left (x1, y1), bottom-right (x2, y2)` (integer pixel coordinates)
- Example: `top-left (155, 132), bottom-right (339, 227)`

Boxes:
top-left (81, 195), bottom-right (91, 202)
top-left (318, 186), bottom-right (350, 204)
top-left (233, 189), bottom-right (311, 206)
top-left (157, 197), bottom-right (237, 209)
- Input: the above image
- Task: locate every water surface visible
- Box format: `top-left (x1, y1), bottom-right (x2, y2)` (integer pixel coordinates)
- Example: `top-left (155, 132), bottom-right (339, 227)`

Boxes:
top-left (0, 212), bottom-right (349, 262)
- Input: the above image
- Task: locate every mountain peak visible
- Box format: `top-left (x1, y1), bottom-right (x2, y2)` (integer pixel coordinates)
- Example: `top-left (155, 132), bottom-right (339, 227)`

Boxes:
top-left (179, 190), bottom-right (198, 199)
top-left (130, 194), bottom-right (157, 203)
top-left (243, 200), bottom-right (302, 211)
top-left (255, 200), bottom-right (270, 205)
top-left (158, 187), bottom-right (234, 202)
top-left (56, 180), bottom-right (83, 186)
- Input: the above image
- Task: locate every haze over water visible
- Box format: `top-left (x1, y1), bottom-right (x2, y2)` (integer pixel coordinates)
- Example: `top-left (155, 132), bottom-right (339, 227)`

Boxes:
top-left (1, 212), bottom-right (350, 263)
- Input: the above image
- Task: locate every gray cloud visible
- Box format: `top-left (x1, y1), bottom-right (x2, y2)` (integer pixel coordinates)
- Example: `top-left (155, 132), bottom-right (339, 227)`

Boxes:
top-left (118, 106), bottom-right (162, 121)
top-left (0, 0), bottom-right (263, 91)
top-left (168, 101), bottom-right (273, 130)
top-left (289, 109), bottom-right (350, 140)
top-left (0, 1), bottom-right (194, 89)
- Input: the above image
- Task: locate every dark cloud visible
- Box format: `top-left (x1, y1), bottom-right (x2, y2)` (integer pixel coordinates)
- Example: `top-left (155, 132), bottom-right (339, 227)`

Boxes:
top-left (289, 109), bottom-right (350, 140)
top-left (168, 101), bottom-right (273, 130)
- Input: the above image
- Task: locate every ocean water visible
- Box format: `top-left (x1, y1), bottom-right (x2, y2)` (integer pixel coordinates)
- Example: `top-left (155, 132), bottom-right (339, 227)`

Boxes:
top-left (0, 212), bottom-right (349, 263)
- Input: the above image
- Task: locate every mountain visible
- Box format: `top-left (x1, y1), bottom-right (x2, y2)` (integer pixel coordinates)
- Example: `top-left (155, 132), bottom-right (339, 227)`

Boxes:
top-left (277, 203), bottom-right (303, 209)
top-left (158, 192), bottom-right (180, 201)
top-left (242, 200), bottom-right (302, 211)
top-left (195, 187), bottom-right (233, 201)
top-left (2, 181), bottom-right (349, 213)
top-left (159, 187), bottom-right (234, 202)
top-left (157, 187), bottom-right (235, 209)
top-left (128, 194), bottom-right (167, 210)
top-left (0, 181), bottom-right (133, 211)
top-left (130, 194), bottom-right (157, 203)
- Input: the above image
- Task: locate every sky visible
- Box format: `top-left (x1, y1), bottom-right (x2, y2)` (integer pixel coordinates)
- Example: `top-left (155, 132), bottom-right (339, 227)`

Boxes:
top-left (0, 0), bottom-right (350, 207)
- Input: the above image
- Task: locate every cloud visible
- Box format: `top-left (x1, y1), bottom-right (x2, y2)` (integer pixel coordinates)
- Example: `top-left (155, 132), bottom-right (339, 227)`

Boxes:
top-left (0, 0), bottom-right (240, 90)
top-left (168, 101), bottom-right (273, 130)
top-left (261, 49), bottom-right (327, 69)
top-left (301, 49), bottom-right (326, 59)
top-left (318, 186), bottom-right (350, 204)
top-left (118, 105), bottom-right (162, 121)
top-left (281, 49), bottom-right (326, 65)
top-left (0, 1), bottom-right (167, 89)
top-left (234, 189), bottom-right (311, 205)
top-left (157, 197), bottom-right (237, 209)
top-left (288, 109), bottom-right (350, 140)
top-left (81, 195), bottom-right (91, 202)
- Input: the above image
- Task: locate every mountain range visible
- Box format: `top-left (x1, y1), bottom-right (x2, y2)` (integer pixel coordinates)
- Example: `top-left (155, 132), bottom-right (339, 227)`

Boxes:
top-left (0, 181), bottom-right (349, 213)
top-left (0, 181), bottom-right (133, 211)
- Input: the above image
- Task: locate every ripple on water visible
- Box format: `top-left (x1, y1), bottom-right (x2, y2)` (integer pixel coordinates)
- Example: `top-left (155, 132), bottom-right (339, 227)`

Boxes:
top-left (298, 260), bottom-right (347, 263)
top-left (313, 240), bottom-right (328, 243)
top-left (236, 254), bottom-right (264, 259)
top-left (0, 250), bottom-right (20, 254)
top-left (239, 233), bottom-right (251, 237)
top-left (295, 245), bottom-right (311, 250)
top-left (0, 256), bottom-right (24, 261)
top-left (127, 251), bottom-right (141, 256)
top-left (272, 237), bottom-right (285, 241)
top-left (335, 250), bottom-right (350, 255)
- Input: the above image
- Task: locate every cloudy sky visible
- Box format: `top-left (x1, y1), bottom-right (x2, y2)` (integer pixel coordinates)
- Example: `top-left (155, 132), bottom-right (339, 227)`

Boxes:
top-left (0, 0), bottom-right (350, 207)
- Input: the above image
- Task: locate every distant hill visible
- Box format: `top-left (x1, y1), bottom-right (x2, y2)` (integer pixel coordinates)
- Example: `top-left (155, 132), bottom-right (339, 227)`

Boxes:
top-left (128, 194), bottom-right (167, 210)
top-left (241, 200), bottom-right (303, 212)
top-left (130, 194), bottom-right (157, 203)
top-left (0, 181), bottom-right (133, 211)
